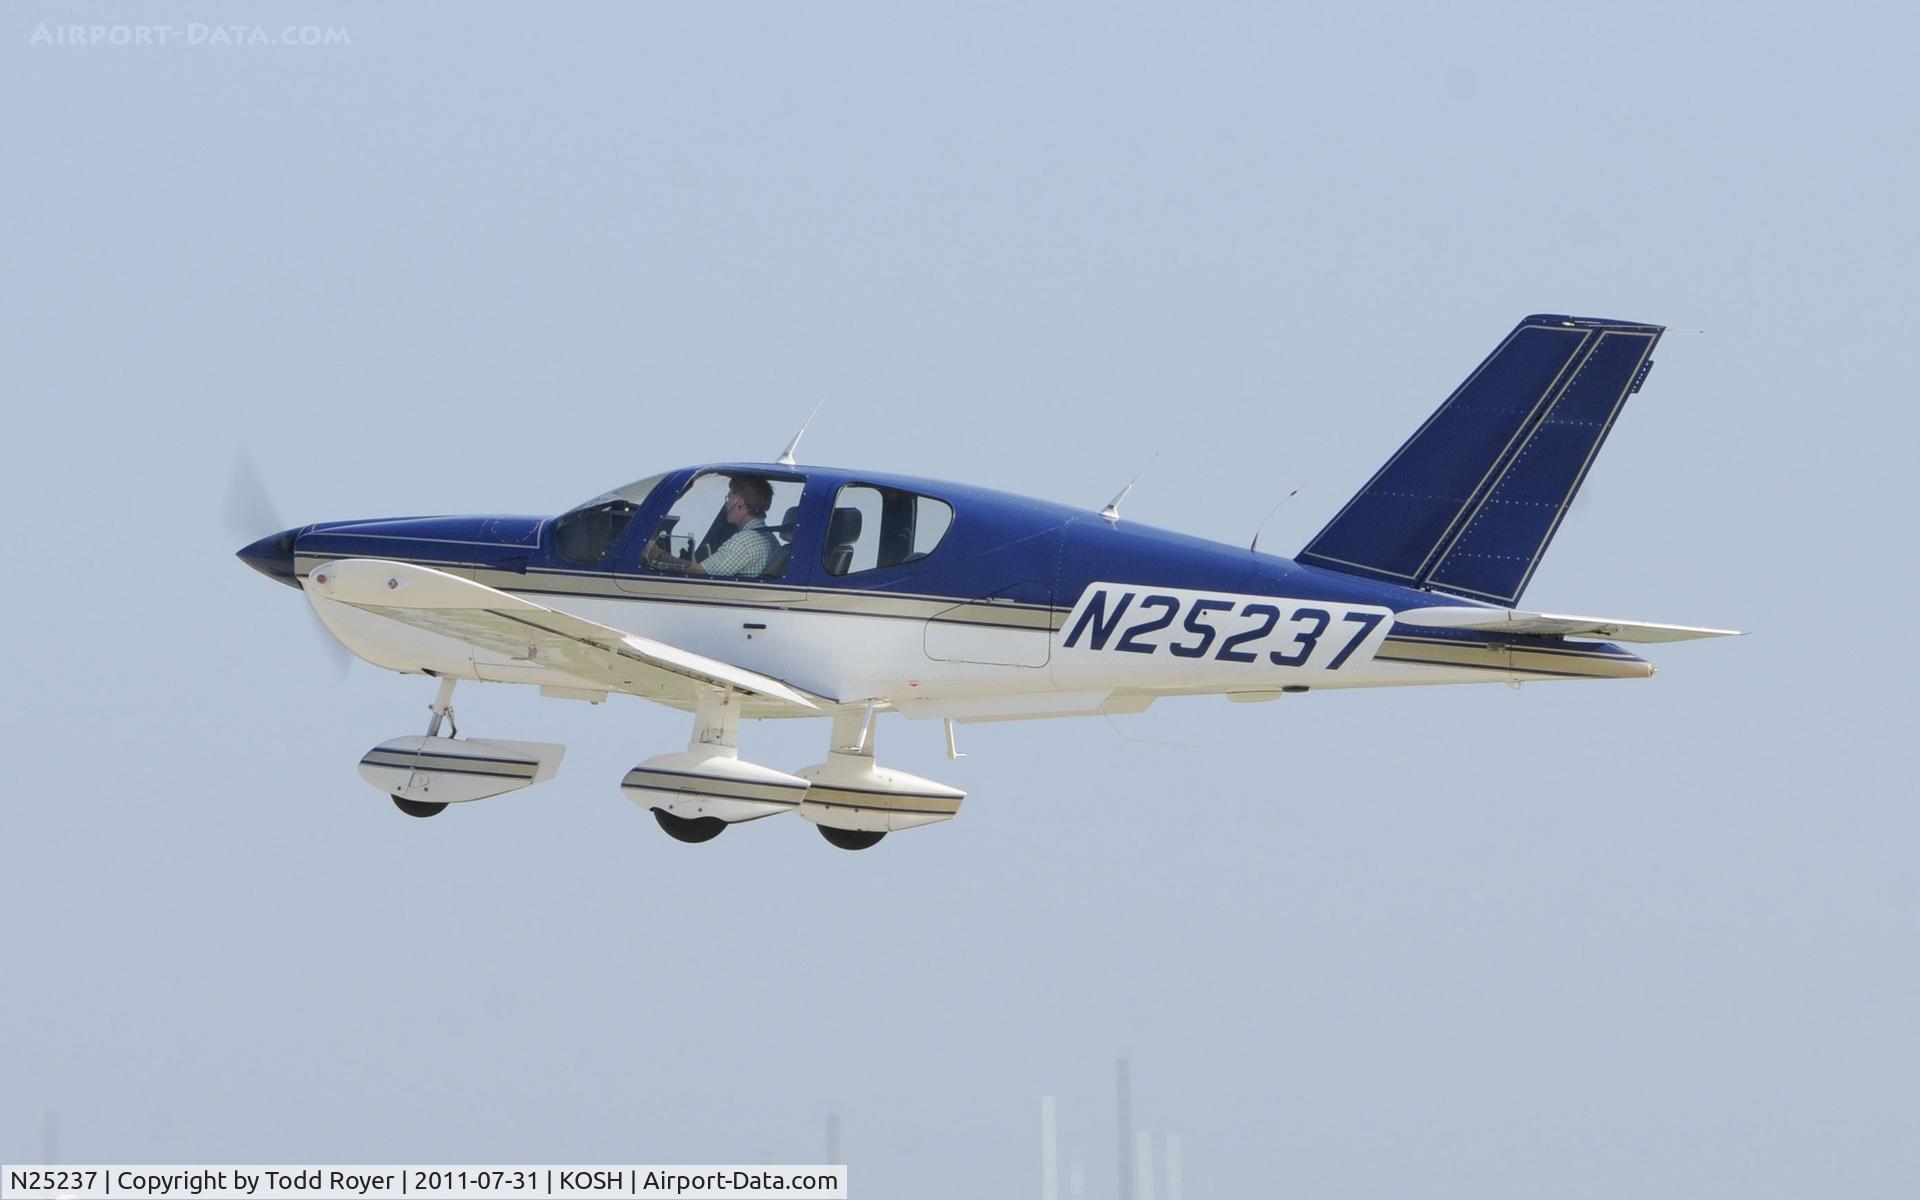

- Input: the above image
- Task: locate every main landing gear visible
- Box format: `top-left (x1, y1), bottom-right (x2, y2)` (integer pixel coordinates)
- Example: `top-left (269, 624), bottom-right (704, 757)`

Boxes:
top-left (817, 825), bottom-right (886, 852)
top-left (620, 688), bottom-right (811, 843)
top-left (623, 692), bottom-right (967, 851)
top-left (791, 705), bottom-right (964, 851)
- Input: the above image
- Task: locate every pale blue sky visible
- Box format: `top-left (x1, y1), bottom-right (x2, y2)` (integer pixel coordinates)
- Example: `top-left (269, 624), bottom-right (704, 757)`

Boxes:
top-left (3, 3), bottom-right (1915, 1196)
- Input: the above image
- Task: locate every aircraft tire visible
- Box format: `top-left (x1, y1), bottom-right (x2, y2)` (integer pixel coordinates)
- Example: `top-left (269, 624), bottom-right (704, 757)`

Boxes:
top-left (392, 796), bottom-right (448, 819)
top-left (653, 808), bottom-right (726, 844)
top-left (818, 825), bottom-right (886, 852)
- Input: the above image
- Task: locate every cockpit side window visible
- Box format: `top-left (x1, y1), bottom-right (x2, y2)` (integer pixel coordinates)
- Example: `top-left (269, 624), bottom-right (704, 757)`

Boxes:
top-left (823, 484), bottom-right (954, 576)
top-left (641, 471), bottom-right (806, 580)
top-left (552, 472), bottom-right (666, 567)
top-left (553, 499), bottom-right (637, 566)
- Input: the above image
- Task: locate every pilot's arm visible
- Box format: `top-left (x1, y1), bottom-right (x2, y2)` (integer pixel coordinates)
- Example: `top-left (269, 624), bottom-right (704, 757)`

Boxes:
top-left (646, 530), bottom-right (734, 577)
top-left (644, 536), bottom-right (708, 575)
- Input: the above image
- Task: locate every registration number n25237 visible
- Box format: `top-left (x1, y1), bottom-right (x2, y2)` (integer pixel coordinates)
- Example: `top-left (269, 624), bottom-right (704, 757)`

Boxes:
top-left (1057, 585), bottom-right (1391, 672)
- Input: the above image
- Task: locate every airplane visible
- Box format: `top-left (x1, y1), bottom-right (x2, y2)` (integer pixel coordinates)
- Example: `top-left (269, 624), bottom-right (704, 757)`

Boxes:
top-left (237, 313), bottom-right (1736, 850)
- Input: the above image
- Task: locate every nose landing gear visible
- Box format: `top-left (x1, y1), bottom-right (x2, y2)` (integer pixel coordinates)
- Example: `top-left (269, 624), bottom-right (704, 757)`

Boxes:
top-left (392, 796), bottom-right (449, 819)
top-left (357, 677), bottom-right (567, 818)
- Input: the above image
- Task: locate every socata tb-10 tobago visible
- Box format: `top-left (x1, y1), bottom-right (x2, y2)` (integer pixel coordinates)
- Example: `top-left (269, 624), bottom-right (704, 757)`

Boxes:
top-left (238, 314), bottom-right (1735, 850)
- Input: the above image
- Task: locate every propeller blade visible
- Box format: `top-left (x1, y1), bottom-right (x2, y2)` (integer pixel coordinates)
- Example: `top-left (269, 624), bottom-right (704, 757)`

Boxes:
top-left (306, 605), bottom-right (354, 679)
top-left (223, 449), bottom-right (283, 541)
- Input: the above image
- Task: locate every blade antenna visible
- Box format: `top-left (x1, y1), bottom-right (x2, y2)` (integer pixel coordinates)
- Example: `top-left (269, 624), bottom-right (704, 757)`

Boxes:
top-left (776, 400), bottom-right (825, 467)
top-left (1098, 454), bottom-right (1159, 525)
top-left (1250, 484), bottom-right (1306, 553)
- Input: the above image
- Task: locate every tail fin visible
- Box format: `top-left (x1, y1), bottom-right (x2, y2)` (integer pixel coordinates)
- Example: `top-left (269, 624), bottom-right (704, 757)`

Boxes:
top-left (1297, 314), bottom-right (1663, 606)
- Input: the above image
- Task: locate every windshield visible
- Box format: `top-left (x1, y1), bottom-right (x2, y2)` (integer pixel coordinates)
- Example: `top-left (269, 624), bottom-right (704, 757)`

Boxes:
top-left (561, 472), bottom-right (669, 516)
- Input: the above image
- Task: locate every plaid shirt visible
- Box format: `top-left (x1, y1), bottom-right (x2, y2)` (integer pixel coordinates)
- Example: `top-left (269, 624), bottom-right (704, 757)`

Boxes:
top-left (700, 517), bottom-right (777, 578)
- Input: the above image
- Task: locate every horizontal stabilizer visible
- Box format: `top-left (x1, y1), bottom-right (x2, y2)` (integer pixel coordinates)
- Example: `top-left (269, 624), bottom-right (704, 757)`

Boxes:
top-left (306, 558), bottom-right (828, 711)
top-left (1395, 606), bottom-right (1741, 643)
top-left (1299, 314), bottom-right (1664, 606)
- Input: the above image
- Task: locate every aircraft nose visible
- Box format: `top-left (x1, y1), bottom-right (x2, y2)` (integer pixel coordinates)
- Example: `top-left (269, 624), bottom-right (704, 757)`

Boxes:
top-left (236, 527), bottom-right (303, 588)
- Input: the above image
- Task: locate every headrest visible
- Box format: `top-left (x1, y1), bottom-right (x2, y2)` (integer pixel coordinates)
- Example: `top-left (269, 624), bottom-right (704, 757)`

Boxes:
top-left (827, 507), bottom-right (863, 544)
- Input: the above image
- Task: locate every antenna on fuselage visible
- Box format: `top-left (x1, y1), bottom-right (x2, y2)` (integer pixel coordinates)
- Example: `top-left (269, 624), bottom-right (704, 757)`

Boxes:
top-left (1249, 484), bottom-right (1306, 554)
top-left (1099, 454), bottom-right (1158, 524)
top-left (776, 400), bottom-right (825, 466)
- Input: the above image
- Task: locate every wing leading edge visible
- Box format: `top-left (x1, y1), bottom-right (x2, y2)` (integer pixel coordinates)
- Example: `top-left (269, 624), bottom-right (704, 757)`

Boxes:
top-left (305, 558), bottom-right (830, 713)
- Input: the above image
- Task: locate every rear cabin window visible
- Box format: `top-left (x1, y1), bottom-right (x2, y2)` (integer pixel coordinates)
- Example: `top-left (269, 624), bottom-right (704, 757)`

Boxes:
top-left (823, 485), bottom-right (954, 576)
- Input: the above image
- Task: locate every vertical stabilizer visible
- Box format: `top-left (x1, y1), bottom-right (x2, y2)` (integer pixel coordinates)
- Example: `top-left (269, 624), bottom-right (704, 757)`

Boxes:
top-left (1298, 314), bottom-right (1663, 606)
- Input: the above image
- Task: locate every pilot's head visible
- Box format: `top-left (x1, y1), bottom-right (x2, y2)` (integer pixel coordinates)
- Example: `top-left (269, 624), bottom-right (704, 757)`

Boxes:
top-left (726, 475), bottom-right (773, 523)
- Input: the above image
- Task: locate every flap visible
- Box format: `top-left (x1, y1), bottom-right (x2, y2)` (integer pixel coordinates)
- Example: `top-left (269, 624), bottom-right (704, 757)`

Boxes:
top-left (1395, 605), bottom-right (1741, 643)
top-left (306, 558), bottom-right (827, 712)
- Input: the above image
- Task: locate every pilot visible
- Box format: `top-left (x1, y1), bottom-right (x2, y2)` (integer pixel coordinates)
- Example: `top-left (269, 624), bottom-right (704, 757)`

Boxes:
top-left (651, 475), bottom-right (778, 578)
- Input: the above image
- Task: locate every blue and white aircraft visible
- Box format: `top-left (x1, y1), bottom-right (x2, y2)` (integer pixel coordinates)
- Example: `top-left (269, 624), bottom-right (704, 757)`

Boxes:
top-left (238, 314), bottom-right (1735, 850)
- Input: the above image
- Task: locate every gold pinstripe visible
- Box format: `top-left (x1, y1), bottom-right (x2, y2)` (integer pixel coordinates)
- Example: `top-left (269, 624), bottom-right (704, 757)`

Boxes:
top-left (360, 750), bottom-right (539, 778)
top-left (620, 770), bottom-right (806, 804)
top-left (296, 555), bottom-right (1064, 632)
top-left (801, 786), bottom-right (964, 816)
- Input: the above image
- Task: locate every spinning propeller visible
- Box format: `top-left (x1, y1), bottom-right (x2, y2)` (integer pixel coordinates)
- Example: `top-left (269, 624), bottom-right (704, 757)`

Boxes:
top-left (225, 450), bottom-right (352, 676)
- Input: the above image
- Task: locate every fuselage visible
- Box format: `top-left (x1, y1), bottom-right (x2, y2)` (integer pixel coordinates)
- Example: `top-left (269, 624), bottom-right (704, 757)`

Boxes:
top-left (237, 461), bottom-right (1649, 718)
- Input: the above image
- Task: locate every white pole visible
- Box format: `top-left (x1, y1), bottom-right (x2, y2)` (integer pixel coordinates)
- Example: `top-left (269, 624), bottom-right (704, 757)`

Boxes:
top-left (1135, 1131), bottom-right (1154, 1200)
top-left (1166, 1135), bottom-right (1182, 1200)
top-left (1040, 1097), bottom-right (1058, 1200)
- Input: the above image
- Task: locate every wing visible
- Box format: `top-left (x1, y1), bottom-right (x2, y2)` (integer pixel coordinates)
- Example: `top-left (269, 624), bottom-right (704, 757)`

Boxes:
top-left (305, 558), bottom-right (829, 713)
top-left (1395, 606), bottom-right (1741, 643)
